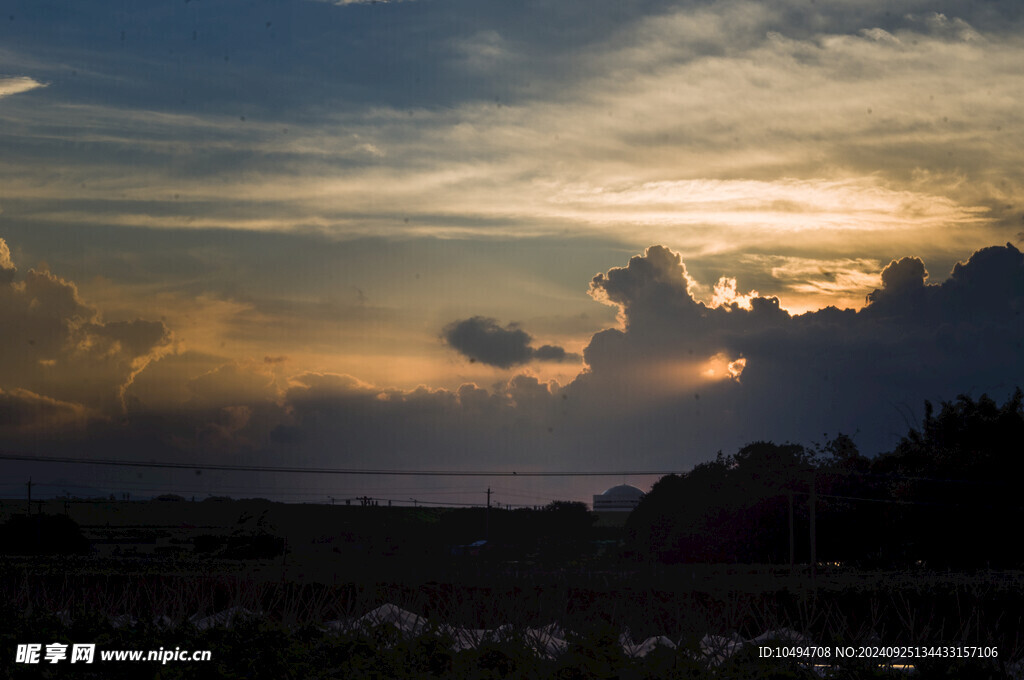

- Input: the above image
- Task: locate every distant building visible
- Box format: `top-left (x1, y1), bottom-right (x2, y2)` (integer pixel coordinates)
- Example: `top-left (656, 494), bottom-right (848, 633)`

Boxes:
top-left (592, 484), bottom-right (644, 512)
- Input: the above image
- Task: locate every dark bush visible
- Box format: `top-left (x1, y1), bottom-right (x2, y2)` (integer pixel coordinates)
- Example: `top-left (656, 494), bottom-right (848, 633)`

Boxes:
top-left (0, 514), bottom-right (90, 555)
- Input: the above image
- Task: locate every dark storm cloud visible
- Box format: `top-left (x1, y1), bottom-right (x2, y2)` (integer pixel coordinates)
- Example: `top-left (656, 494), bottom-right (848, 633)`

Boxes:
top-left (442, 316), bottom-right (580, 368)
top-left (533, 345), bottom-right (572, 361)
top-left (443, 317), bottom-right (532, 368)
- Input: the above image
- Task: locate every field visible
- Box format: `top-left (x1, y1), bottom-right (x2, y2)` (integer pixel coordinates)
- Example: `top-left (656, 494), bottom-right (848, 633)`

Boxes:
top-left (2, 499), bottom-right (1022, 678)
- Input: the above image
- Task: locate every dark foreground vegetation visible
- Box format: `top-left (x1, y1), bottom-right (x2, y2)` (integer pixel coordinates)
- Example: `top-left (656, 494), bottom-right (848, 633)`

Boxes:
top-left (1, 615), bottom-right (1011, 679)
top-left (3, 392), bottom-right (1024, 677)
top-left (2, 557), bottom-right (1021, 679)
top-left (628, 391), bottom-right (1024, 568)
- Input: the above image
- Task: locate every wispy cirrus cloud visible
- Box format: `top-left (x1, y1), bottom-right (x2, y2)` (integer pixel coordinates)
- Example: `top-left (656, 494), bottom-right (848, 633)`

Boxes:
top-left (0, 0), bottom-right (1021, 373)
top-left (0, 76), bottom-right (45, 98)
top-left (2, 5), bottom-right (1019, 256)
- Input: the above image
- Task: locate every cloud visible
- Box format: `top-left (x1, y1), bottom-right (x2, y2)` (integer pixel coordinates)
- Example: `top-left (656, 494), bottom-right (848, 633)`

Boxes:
top-left (274, 371), bottom-right (563, 471)
top-left (454, 30), bottom-right (517, 74)
top-left (0, 238), bottom-right (15, 284)
top-left (729, 254), bottom-right (883, 313)
top-left (3, 241), bottom-right (1023, 505)
top-left (533, 345), bottom-right (572, 362)
top-left (4, 0), bottom-right (1024, 501)
top-left (0, 240), bottom-right (172, 414)
top-left (187, 362), bottom-right (280, 410)
top-left (320, 0), bottom-right (410, 4)
top-left (0, 76), bottom-right (45, 98)
top-left (572, 242), bottom-right (1024, 457)
top-left (2, 0), bottom-right (1020, 275)
top-left (442, 316), bottom-right (580, 368)
top-left (587, 245), bottom-right (709, 337)
top-left (0, 387), bottom-right (88, 432)
top-left (710, 277), bottom-right (759, 311)
top-left (443, 317), bottom-right (532, 368)
top-left (866, 256), bottom-right (929, 308)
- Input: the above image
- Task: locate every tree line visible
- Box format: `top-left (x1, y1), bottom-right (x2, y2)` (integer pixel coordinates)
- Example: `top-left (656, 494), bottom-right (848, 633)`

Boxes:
top-left (626, 390), bottom-right (1024, 568)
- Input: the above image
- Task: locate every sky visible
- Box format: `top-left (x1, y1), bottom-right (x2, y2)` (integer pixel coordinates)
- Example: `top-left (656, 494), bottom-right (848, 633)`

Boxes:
top-left (1, 0), bottom-right (1022, 506)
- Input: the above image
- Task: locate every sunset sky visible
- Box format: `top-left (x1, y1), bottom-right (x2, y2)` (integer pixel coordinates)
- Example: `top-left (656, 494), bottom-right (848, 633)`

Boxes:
top-left (1, 0), bottom-right (1022, 505)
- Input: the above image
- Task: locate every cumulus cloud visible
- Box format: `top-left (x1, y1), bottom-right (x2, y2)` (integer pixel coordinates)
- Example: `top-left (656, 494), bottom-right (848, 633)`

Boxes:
top-left (588, 245), bottom-right (703, 331)
top-left (442, 316), bottom-right (580, 368)
top-left (4, 0), bottom-right (1024, 500)
top-left (573, 242), bottom-right (1024, 457)
top-left (4, 242), bottom-right (1023, 504)
top-left (866, 256), bottom-right (929, 308)
top-left (0, 238), bottom-right (172, 415)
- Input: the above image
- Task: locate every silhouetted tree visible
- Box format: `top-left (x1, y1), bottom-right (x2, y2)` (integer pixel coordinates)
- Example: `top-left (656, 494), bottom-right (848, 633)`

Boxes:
top-left (627, 442), bottom-right (812, 563)
top-left (0, 515), bottom-right (91, 555)
top-left (628, 391), bottom-right (1024, 567)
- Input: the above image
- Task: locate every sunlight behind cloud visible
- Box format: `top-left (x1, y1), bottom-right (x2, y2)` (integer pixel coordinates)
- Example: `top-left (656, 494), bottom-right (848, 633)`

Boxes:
top-left (737, 254), bottom-right (885, 313)
top-left (700, 353), bottom-right (747, 383)
top-left (710, 277), bottom-right (758, 311)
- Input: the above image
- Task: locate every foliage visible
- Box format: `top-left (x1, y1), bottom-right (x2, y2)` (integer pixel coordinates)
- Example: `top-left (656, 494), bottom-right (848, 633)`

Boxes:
top-left (0, 514), bottom-right (91, 555)
top-left (629, 391), bottom-right (1024, 568)
top-left (1, 559), bottom-right (1022, 679)
top-left (627, 442), bottom-right (814, 563)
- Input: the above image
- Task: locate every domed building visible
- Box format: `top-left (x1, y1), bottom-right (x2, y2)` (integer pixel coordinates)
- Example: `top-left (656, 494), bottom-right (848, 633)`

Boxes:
top-left (592, 484), bottom-right (645, 512)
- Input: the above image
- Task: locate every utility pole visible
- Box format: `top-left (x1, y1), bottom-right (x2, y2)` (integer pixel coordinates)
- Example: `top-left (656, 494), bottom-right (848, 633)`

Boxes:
top-left (809, 473), bottom-right (817, 582)
top-left (486, 487), bottom-right (491, 541)
top-left (788, 490), bottom-right (794, 574)
top-left (26, 477), bottom-right (32, 515)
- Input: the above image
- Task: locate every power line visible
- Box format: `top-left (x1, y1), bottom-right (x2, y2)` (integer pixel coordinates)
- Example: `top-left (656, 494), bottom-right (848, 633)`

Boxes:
top-left (0, 452), bottom-right (679, 477)
top-left (7, 452), bottom-right (1009, 492)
